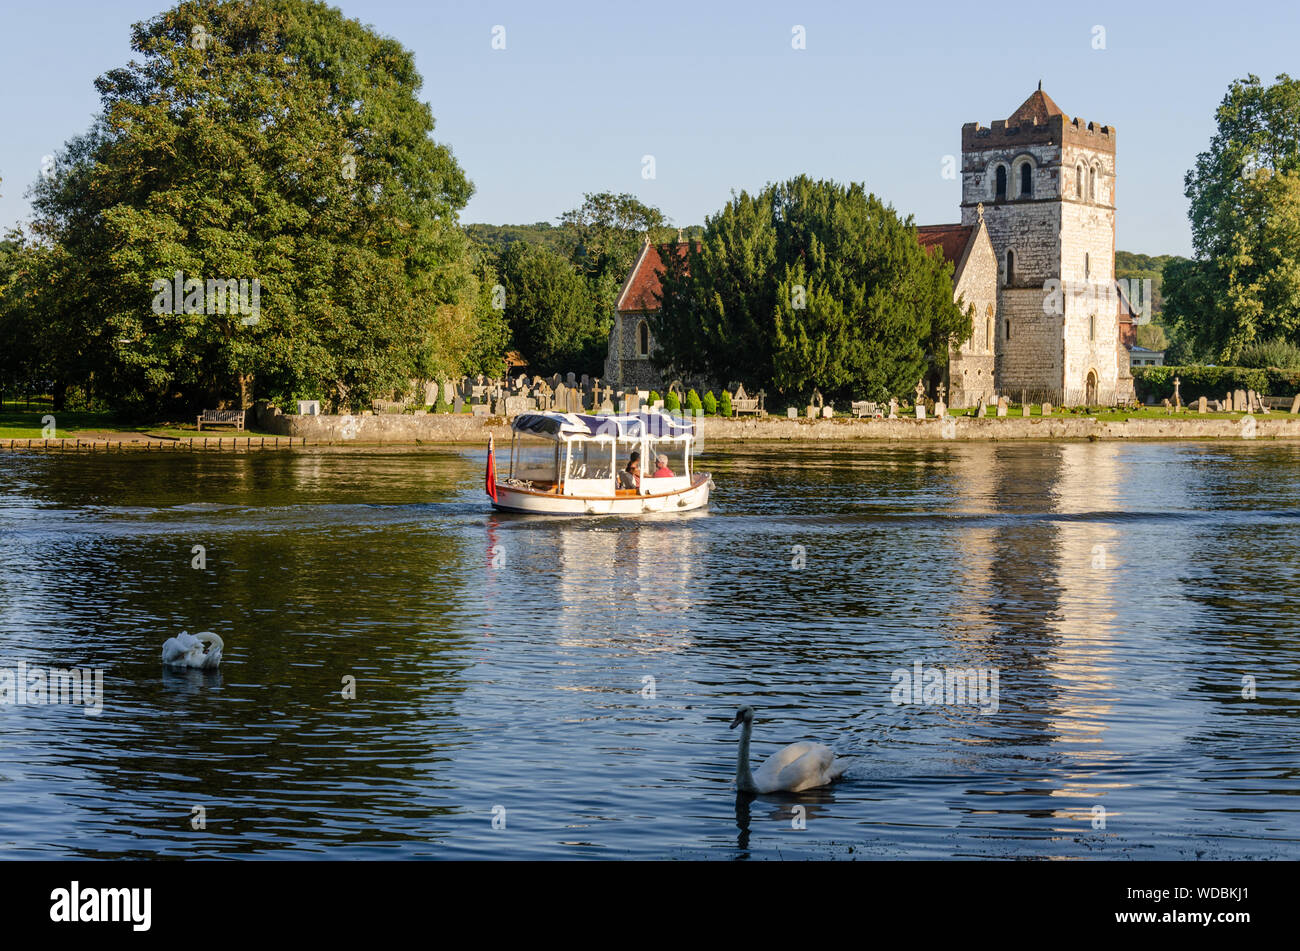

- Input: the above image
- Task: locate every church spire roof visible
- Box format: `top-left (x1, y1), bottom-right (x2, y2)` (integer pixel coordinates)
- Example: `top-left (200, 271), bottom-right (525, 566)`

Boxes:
top-left (1008, 86), bottom-right (1065, 126)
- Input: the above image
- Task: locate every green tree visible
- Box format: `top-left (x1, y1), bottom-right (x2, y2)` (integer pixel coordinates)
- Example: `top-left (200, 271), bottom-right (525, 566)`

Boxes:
top-left (719, 389), bottom-right (732, 417)
top-left (652, 176), bottom-right (969, 401)
top-left (702, 390), bottom-right (717, 415)
top-left (27, 0), bottom-right (482, 412)
top-left (1165, 74), bottom-right (1300, 361)
top-left (498, 240), bottom-right (598, 373)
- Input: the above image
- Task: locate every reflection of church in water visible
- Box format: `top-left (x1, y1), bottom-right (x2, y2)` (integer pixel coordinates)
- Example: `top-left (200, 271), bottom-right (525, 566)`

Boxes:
top-left (605, 87), bottom-right (1137, 408)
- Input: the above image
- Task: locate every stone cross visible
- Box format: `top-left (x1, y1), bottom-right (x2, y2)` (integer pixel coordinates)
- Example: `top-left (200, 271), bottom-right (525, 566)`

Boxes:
top-left (915, 377), bottom-right (926, 403)
top-left (1173, 376), bottom-right (1182, 409)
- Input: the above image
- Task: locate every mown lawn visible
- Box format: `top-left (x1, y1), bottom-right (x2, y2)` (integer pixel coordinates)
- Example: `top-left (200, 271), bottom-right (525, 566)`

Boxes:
top-left (0, 409), bottom-right (281, 440)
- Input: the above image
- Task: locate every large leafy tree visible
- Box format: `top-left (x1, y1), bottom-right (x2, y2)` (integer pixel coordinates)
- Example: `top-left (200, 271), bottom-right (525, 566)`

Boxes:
top-left (1165, 74), bottom-right (1300, 362)
top-left (497, 240), bottom-right (598, 374)
top-left (27, 0), bottom-right (480, 412)
top-left (651, 176), bottom-right (969, 400)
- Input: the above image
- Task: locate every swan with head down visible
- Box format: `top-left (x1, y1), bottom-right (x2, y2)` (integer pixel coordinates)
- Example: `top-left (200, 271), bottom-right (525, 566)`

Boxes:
top-left (730, 705), bottom-right (847, 794)
top-left (161, 631), bottom-right (224, 670)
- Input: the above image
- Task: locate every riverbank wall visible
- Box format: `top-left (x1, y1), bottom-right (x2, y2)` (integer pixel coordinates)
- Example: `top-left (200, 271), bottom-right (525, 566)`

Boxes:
top-left (259, 411), bottom-right (1300, 444)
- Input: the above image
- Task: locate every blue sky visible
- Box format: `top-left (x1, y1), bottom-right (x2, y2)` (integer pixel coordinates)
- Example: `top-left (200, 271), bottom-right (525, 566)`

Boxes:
top-left (2, 0), bottom-right (1297, 255)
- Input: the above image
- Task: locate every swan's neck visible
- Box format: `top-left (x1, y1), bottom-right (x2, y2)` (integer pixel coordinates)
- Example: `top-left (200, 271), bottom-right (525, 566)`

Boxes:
top-left (195, 632), bottom-right (224, 652)
top-left (736, 720), bottom-right (757, 793)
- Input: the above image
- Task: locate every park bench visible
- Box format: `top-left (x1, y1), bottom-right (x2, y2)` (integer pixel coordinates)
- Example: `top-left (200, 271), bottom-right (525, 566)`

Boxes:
top-left (732, 385), bottom-right (765, 416)
top-left (851, 401), bottom-right (878, 418)
top-left (196, 409), bottom-right (246, 431)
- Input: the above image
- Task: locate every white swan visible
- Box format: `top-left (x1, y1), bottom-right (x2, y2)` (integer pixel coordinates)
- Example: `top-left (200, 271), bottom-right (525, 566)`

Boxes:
top-left (730, 705), bottom-right (847, 794)
top-left (161, 631), bottom-right (224, 670)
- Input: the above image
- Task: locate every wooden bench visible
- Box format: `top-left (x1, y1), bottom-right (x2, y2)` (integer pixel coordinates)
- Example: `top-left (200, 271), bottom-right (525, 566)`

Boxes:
top-left (731, 385), bottom-right (766, 416)
top-left (196, 409), bottom-right (246, 431)
top-left (851, 401), bottom-right (878, 418)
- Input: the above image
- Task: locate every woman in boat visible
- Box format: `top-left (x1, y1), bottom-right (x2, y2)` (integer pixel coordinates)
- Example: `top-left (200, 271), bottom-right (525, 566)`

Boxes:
top-left (619, 452), bottom-right (641, 489)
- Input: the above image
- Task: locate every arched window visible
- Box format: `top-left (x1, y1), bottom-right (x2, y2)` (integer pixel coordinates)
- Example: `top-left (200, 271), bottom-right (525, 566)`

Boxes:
top-left (637, 320), bottom-right (649, 357)
top-left (1089, 166), bottom-right (1097, 201)
top-left (1085, 253), bottom-right (1090, 279)
top-left (1020, 162), bottom-right (1033, 197)
top-left (1076, 164), bottom-right (1084, 197)
top-left (995, 166), bottom-right (1007, 200)
top-left (1089, 314), bottom-right (1095, 341)
top-left (1005, 319), bottom-right (1012, 341)
top-left (985, 306), bottom-right (993, 352)
top-left (1005, 249), bottom-right (1015, 286)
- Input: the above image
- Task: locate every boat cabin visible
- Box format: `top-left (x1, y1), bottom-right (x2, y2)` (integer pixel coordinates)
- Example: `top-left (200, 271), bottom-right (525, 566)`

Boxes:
top-left (505, 411), bottom-right (696, 499)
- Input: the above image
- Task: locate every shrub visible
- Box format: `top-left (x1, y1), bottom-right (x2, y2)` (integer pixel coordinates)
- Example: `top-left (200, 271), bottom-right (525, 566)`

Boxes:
top-left (719, 389), bottom-right (733, 417)
top-left (433, 395), bottom-right (449, 414)
top-left (702, 390), bottom-right (718, 415)
top-left (685, 388), bottom-right (703, 412)
top-left (648, 390), bottom-right (662, 406)
top-left (665, 390), bottom-right (681, 412)
top-left (1133, 365), bottom-right (1271, 402)
top-left (1238, 338), bottom-right (1300, 370)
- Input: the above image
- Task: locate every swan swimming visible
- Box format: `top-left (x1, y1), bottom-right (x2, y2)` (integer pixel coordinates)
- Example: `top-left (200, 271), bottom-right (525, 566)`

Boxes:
top-left (161, 631), bottom-right (224, 670)
top-left (730, 705), bottom-right (847, 794)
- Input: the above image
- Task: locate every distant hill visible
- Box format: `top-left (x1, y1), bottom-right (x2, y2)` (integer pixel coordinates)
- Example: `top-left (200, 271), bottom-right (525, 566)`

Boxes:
top-left (464, 221), bottom-right (578, 258)
top-left (1115, 250), bottom-right (1189, 319)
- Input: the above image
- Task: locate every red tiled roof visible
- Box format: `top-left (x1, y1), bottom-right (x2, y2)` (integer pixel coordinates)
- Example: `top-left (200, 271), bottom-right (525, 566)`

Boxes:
top-left (916, 224), bottom-right (973, 266)
top-left (1008, 87), bottom-right (1065, 126)
top-left (615, 241), bottom-right (693, 314)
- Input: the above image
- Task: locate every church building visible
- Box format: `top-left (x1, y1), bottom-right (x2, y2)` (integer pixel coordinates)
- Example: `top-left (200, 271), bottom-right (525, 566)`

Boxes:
top-left (604, 87), bottom-right (1135, 406)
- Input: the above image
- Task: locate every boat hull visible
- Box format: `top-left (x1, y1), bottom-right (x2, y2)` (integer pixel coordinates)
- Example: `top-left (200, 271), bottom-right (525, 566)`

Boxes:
top-left (491, 474), bottom-right (712, 516)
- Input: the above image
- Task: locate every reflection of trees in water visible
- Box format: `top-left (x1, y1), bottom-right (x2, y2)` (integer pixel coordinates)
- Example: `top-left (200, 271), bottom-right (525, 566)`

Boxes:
top-left (57, 496), bottom-right (476, 858)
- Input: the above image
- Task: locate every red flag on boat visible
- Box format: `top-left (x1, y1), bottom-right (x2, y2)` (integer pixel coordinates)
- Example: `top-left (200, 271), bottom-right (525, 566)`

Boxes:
top-left (485, 435), bottom-right (498, 502)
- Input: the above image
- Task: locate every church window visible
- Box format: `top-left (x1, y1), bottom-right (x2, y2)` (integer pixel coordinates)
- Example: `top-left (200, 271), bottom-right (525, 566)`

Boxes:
top-left (1076, 164), bottom-right (1084, 197)
top-left (1089, 166), bottom-right (1097, 201)
top-left (1005, 319), bottom-right (1011, 341)
top-left (1085, 253), bottom-right (1090, 279)
top-left (1020, 162), bottom-right (1033, 197)
top-left (1005, 249), bottom-right (1015, 286)
top-left (995, 166), bottom-right (1007, 200)
top-left (1089, 314), bottom-right (1095, 341)
top-left (637, 320), bottom-right (649, 357)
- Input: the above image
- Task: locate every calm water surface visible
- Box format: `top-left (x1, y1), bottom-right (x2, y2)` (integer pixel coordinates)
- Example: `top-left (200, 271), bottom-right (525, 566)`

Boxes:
top-left (0, 441), bottom-right (1298, 859)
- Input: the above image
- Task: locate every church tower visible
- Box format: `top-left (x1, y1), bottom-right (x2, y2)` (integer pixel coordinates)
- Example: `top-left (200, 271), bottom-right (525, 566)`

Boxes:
top-left (959, 86), bottom-right (1130, 405)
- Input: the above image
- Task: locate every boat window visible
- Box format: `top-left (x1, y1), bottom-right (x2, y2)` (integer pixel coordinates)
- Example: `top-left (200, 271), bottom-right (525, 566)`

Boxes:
top-left (510, 433), bottom-right (559, 484)
top-left (563, 440), bottom-right (613, 481)
top-left (647, 440), bottom-right (690, 479)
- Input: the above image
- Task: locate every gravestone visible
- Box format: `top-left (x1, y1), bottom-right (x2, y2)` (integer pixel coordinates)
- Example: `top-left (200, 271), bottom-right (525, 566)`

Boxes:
top-left (553, 383), bottom-right (568, 413)
top-left (472, 403), bottom-right (489, 417)
top-left (888, 399), bottom-right (898, 419)
top-left (807, 405), bottom-right (818, 419)
top-left (1162, 398), bottom-right (1172, 414)
top-left (996, 396), bottom-right (1008, 417)
top-left (1021, 401), bottom-right (1031, 417)
top-left (787, 407), bottom-right (798, 419)
top-left (822, 405), bottom-right (833, 419)
top-left (934, 400), bottom-right (946, 418)
top-left (600, 395), bottom-right (615, 414)
top-left (975, 399), bottom-right (986, 418)
top-left (915, 403), bottom-right (925, 420)
top-left (1246, 389), bottom-right (1257, 414)
top-left (1041, 402), bottom-right (1052, 416)
top-left (1234, 389), bottom-right (1246, 412)
top-left (1291, 393), bottom-right (1300, 414)
top-left (453, 395), bottom-right (464, 415)
top-left (1198, 396), bottom-right (1208, 414)
top-left (624, 391), bottom-right (641, 412)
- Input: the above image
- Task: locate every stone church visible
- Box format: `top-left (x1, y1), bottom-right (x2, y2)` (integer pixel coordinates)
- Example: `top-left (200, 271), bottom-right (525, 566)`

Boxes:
top-left (604, 86), bottom-right (1135, 406)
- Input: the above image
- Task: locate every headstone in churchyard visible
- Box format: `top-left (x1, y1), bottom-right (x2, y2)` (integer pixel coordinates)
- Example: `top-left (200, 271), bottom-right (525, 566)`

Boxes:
top-left (553, 383), bottom-right (568, 412)
top-left (888, 399), bottom-right (898, 419)
top-left (915, 377), bottom-right (925, 405)
top-left (580, 374), bottom-right (590, 388)
top-left (1162, 398), bottom-right (1172, 414)
top-left (1198, 396), bottom-right (1208, 414)
top-left (1224, 392), bottom-right (1232, 412)
top-left (807, 405), bottom-right (818, 419)
top-left (936, 382), bottom-right (946, 405)
top-left (787, 407), bottom-right (798, 419)
top-left (915, 403), bottom-right (925, 420)
top-left (472, 403), bottom-right (489, 417)
top-left (1173, 377), bottom-right (1182, 409)
top-left (1041, 402), bottom-right (1052, 416)
top-left (568, 387), bottom-right (582, 414)
top-left (453, 395), bottom-right (464, 415)
top-left (975, 399), bottom-right (986, 418)
top-left (600, 396), bottom-right (615, 414)
top-left (625, 391), bottom-right (640, 412)
top-left (1291, 393), bottom-right (1300, 414)
top-left (935, 401), bottom-right (946, 418)
top-left (503, 395), bottom-right (529, 416)
top-left (566, 372), bottom-right (577, 386)
top-left (1246, 389), bottom-right (1257, 414)
top-left (1234, 389), bottom-right (1246, 412)
top-left (822, 405), bottom-right (833, 419)
top-left (996, 396), bottom-right (1008, 417)
top-left (810, 388), bottom-right (824, 409)
top-left (1022, 401), bottom-right (1031, 417)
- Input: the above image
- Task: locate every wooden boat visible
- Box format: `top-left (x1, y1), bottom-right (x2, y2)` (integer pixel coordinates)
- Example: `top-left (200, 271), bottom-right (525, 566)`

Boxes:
top-left (486, 411), bottom-right (712, 515)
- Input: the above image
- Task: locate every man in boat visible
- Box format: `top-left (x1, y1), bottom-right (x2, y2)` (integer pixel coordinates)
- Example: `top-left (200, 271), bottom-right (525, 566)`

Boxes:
top-left (619, 452), bottom-right (641, 489)
top-left (651, 453), bottom-right (673, 478)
